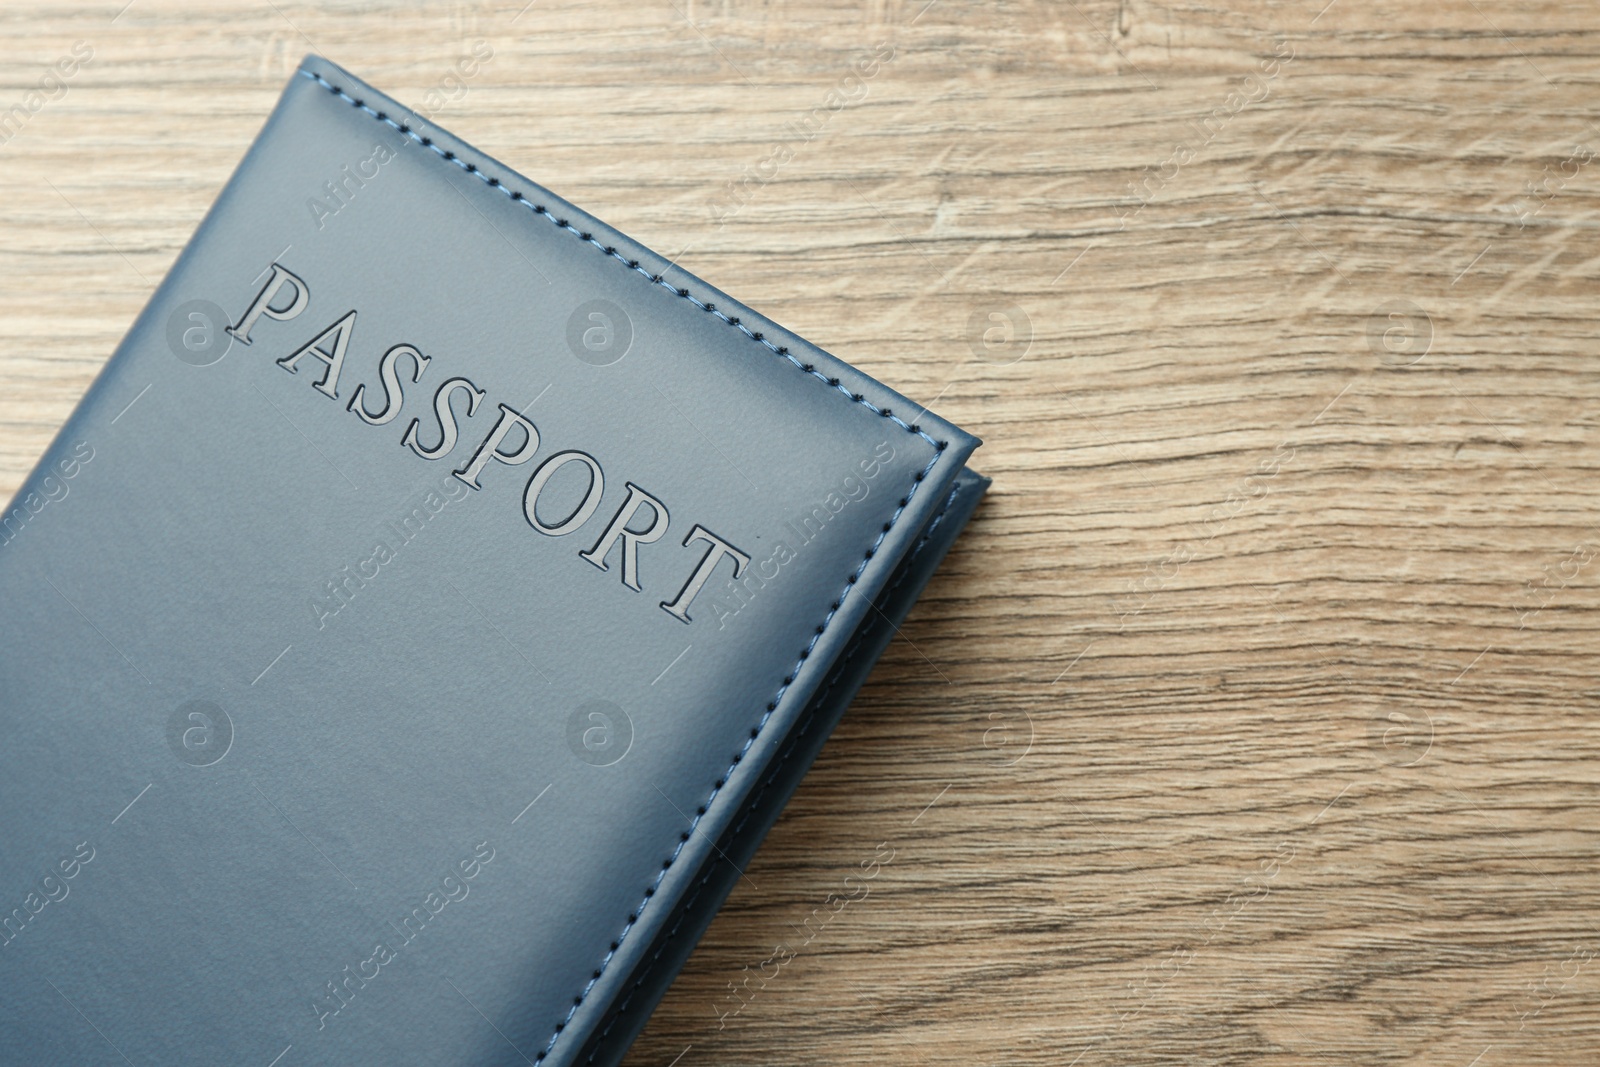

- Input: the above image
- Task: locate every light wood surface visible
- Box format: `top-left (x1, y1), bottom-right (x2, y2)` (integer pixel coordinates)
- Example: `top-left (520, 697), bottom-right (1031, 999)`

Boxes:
top-left (4, 1), bottom-right (1598, 1063)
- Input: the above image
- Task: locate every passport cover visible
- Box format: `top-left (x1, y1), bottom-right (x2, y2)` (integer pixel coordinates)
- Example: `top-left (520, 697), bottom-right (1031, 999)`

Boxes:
top-left (0, 55), bottom-right (986, 1066)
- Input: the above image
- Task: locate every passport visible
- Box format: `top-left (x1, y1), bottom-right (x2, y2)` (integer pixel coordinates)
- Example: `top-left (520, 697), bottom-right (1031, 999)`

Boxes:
top-left (0, 55), bottom-right (986, 1066)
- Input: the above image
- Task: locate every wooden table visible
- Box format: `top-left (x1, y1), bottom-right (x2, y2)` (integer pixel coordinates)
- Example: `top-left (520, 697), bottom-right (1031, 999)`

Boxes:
top-left (3, 2), bottom-right (1596, 1063)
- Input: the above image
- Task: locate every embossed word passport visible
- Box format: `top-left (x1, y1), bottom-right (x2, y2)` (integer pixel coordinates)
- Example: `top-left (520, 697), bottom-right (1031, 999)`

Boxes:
top-left (0, 56), bottom-right (985, 1066)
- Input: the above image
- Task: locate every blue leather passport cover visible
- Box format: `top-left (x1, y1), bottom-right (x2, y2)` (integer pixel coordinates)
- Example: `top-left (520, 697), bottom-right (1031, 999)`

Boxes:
top-left (0, 56), bottom-right (984, 1066)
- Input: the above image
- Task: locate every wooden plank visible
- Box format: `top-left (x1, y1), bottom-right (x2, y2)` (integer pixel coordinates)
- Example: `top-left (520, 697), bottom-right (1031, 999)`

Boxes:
top-left (2, 1), bottom-right (1596, 1063)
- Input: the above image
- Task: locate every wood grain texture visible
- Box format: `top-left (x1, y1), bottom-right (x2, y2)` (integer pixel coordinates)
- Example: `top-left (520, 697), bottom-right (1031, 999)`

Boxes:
top-left (3, 1), bottom-right (1598, 1063)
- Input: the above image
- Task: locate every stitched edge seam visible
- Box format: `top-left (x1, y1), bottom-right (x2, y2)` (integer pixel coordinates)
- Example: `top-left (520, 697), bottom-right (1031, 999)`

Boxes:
top-left (583, 479), bottom-right (968, 1063)
top-left (297, 69), bottom-right (943, 452)
top-left (294, 67), bottom-right (955, 1063)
